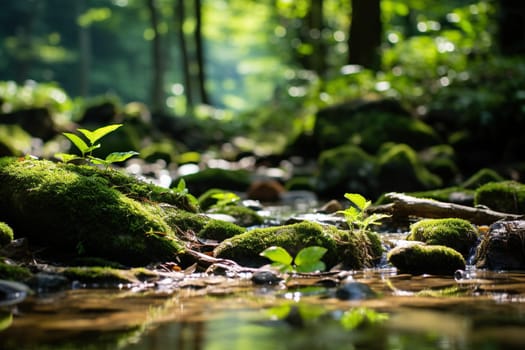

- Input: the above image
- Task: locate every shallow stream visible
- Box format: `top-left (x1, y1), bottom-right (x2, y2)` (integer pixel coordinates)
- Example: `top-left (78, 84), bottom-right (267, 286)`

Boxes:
top-left (3, 255), bottom-right (525, 350)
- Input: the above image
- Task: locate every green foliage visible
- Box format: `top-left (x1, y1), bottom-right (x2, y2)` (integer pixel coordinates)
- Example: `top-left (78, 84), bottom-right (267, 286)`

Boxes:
top-left (0, 222), bottom-right (14, 246)
top-left (338, 193), bottom-right (390, 234)
top-left (260, 245), bottom-right (327, 273)
top-left (55, 124), bottom-right (138, 168)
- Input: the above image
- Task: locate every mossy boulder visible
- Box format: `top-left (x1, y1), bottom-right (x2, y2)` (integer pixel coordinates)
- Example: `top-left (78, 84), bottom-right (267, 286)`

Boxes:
top-left (313, 99), bottom-right (440, 154)
top-left (61, 266), bottom-right (156, 285)
top-left (407, 218), bottom-right (479, 257)
top-left (377, 143), bottom-right (442, 194)
top-left (474, 181), bottom-right (525, 214)
top-left (177, 168), bottom-right (251, 197)
top-left (387, 244), bottom-right (466, 275)
top-left (0, 158), bottom-right (190, 266)
top-left (197, 220), bottom-right (246, 241)
top-left (0, 222), bottom-right (14, 247)
top-left (461, 168), bottom-right (505, 190)
top-left (214, 221), bottom-right (382, 269)
top-left (316, 145), bottom-right (378, 198)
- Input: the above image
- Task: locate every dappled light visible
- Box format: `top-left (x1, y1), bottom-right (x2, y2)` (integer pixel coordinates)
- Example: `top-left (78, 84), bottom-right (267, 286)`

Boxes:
top-left (2, 0), bottom-right (525, 349)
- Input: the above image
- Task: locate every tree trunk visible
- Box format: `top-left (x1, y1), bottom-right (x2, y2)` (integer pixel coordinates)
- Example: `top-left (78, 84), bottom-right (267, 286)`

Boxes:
top-left (175, 0), bottom-right (193, 110)
top-left (348, 0), bottom-right (382, 70)
top-left (146, 0), bottom-right (165, 114)
top-left (76, 0), bottom-right (91, 98)
top-left (498, 0), bottom-right (525, 55)
top-left (194, 0), bottom-right (209, 105)
top-left (307, 0), bottom-right (326, 76)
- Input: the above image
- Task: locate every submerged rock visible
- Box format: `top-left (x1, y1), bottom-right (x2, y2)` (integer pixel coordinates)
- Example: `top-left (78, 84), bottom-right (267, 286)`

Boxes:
top-left (335, 281), bottom-right (377, 300)
top-left (387, 244), bottom-right (466, 275)
top-left (474, 220), bottom-right (525, 270)
top-left (213, 221), bottom-right (382, 269)
top-left (407, 218), bottom-right (479, 257)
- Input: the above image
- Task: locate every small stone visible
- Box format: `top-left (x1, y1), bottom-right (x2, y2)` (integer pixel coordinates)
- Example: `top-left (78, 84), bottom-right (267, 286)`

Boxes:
top-left (335, 282), bottom-right (377, 300)
top-left (251, 270), bottom-right (282, 285)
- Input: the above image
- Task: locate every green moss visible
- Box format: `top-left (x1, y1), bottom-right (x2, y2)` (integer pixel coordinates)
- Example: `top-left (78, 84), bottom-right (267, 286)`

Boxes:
top-left (0, 158), bottom-right (185, 266)
top-left (0, 222), bottom-right (14, 247)
top-left (407, 218), bottom-right (479, 257)
top-left (316, 145), bottom-right (379, 198)
top-left (377, 143), bottom-right (442, 193)
top-left (0, 261), bottom-right (32, 281)
top-left (462, 168), bottom-right (505, 190)
top-left (211, 205), bottom-right (263, 227)
top-left (198, 188), bottom-right (225, 211)
top-left (387, 244), bottom-right (466, 275)
top-left (214, 221), bottom-right (382, 269)
top-left (0, 125), bottom-right (32, 157)
top-left (178, 168), bottom-right (251, 197)
top-left (474, 181), bottom-right (525, 214)
top-left (197, 220), bottom-right (246, 241)
top-left (62, 266), bottom-right (146, 285)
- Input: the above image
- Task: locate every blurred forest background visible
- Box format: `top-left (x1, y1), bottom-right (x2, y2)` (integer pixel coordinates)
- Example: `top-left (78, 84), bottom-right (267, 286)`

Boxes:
top-left (1, 0), bottom-right (525, 198)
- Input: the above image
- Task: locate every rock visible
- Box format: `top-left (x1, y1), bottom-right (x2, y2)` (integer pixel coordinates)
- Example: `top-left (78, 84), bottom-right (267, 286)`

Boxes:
top-left (407, 218), bottom-right (479, 257)
top-left (335, 281), bottom-right (377, 300)
top-left (0, 280), bottom-right (31, 307)
top-left (474, 220), bottom-right (525, 270)
top-left (377, 143), bottom-right (442, 194)
top-left (474, 181), bottom-right (525, 214)
top-left (313, 99), bottom-right (440, 154)
top-left (26, 273), bottom-right (69, 292)
top-left (247, 179), bottom-right (285, 202)
top-left (387, 244), bottom-right (466, 275)
top-left (178, 168), bottom-right (251, 197)
top-left (0, 158), bottom-right (195, 266)
top-left (214, 221), bottom-right (383, 270)
top-left (251, 270), bottom-right (283, 285)
top-left (316, 145), bottom-right (378, 198)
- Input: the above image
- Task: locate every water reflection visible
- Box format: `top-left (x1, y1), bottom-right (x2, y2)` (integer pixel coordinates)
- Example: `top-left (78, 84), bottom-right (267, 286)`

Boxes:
top-left (2, 268), bottom-right (525, 349)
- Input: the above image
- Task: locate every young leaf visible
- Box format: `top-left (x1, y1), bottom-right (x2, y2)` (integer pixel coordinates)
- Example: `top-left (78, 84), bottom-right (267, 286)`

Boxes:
top-left (260, 246), bottom-right (293, 266)
top-left (54, 153), bottom-right (82, 163)
top-left (105, 151), bottom-right (139, 164)
top-left (344, 193), bottom-right (369, 211)
top-left (294, 246), bottom-right (327, 266)
top-left (271, 262), bottom-right (294, 273)
top-left (295, 260), bottom-right (326, 273)
top-left (63, 132), bottom-right (90, 155)
top-left (77, 124), bottom-right (122, 145)
top-left (88, 156), bottom-right (108, 165)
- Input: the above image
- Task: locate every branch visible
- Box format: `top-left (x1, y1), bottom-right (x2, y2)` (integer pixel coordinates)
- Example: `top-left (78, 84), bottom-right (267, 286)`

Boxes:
top-left (368, 192), bottom-right (523, 225)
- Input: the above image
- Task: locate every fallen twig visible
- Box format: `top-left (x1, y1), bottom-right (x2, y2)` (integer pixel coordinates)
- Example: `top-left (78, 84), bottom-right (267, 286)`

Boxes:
top-left (368, 192), bottom-right (523, 225)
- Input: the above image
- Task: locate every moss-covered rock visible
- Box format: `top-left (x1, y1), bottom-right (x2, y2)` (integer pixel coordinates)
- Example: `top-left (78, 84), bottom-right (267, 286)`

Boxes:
top-left (0, 125), bottom-right (32, 157)
top-left (407, 218), bottom-right (479, 257)
top-left (177, 168), bottom-right (251, 197)
top-left (61, 266), bottom-right (156, 285)
top-left (387, 244), bottom-right (466, 275)
top-left (313, 99), bottom-right (440, 154)
top-left (197, 220), bottom-right (246, 241)
top-left (0, 158), bottom-right (188, 266)
top-left (0, 261), bottom-right (32, 281)
top-left (419, 144), bottom-right (459, 186)
top-left (316, 145), bottom-right (379, 198)
top-left (377, 143), bottom-right (442, 194)
top-left (474, 181), bottom-right (525, 214)
top-left (214, 221), bottom-right (382, 269)
top-left (0, 222), bottom-right (14, 247)
top-left (462, 168), bottom-right (505, 190)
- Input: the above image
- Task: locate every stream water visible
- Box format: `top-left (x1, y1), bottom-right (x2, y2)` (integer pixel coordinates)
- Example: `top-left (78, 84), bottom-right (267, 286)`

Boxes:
top-left (2, 256), bottom-right (525, 350)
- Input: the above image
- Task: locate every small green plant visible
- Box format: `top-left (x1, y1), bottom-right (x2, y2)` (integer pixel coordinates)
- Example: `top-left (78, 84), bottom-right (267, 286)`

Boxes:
top-left (211, 192), bottom-right (241, 209)
top-left (260, 245), bottom-right (327, 273)
top-left (338, 193), bottom-right (390, 233)
top-left (55, 124), bottom-right (138, 167)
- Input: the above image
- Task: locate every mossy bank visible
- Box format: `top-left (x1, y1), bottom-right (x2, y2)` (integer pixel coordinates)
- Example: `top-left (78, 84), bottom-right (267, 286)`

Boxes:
top-left (0, 157), bottom-right (195, 266)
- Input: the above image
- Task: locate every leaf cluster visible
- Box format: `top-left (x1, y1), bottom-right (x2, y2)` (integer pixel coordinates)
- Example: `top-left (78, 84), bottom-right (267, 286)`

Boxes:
top-left (338, 193), bottom-right (390, 234)
top-left (260, 245), bottom-right (327, 273)
top-left (55, 124), bottom-right (138, 168)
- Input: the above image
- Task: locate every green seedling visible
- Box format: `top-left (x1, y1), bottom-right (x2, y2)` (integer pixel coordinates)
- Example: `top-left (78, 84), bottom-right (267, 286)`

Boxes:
top-left (211, 192), bottom-right (241, 209)
top-left (55, 124), bottom-right (138, 167)
top-left (260, 245), bottom-right (327, 273)
top-left (338, 193), bottom-right (390, 233)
